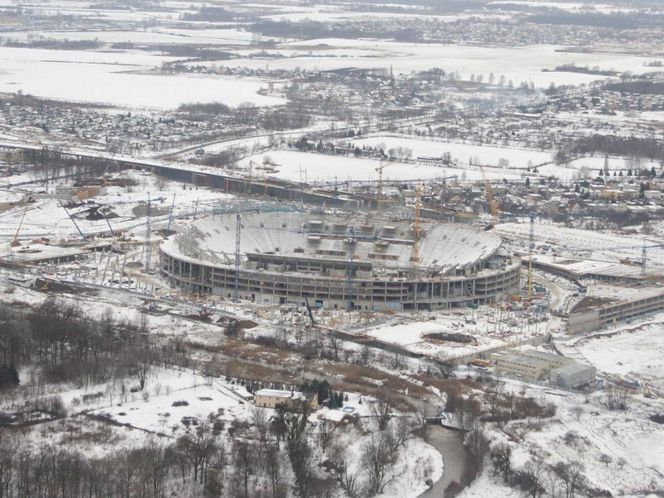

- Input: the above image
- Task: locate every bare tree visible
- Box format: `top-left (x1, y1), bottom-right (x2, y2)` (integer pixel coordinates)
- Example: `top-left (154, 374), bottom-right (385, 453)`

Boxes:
top-left (517, 458), bottom-right (545, 498)
top-left (251, 406), bottom-right (269, 443)
top-left (552, 461), bottom-right (584, 498)
top-left (134, 344), bottom-right (152, 390)
top-left (264, 443), bottom-right (284, 498)
top-left (606, 385), bottom-right (629, 410)
top-left (232, 440), bottom-right (256, 498)
top-left (370, 397), bottom-right (392, 431)
top-left (361, 432), bottom-right (397, 496)
top-left (333, 452), bottom-right (362, 498)
top-left (465, 427), bottom-right (490, 471)
top-left (359, 343), bottom-right (373, 366)
top-left (430, 352), bottom-right (454, 379)
top-left (327, 334), bottom-right (341, 361)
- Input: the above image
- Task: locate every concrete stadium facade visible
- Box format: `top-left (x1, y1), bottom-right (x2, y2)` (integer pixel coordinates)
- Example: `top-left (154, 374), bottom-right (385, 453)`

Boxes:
top-left (159, 212), bottom-right (521, 311)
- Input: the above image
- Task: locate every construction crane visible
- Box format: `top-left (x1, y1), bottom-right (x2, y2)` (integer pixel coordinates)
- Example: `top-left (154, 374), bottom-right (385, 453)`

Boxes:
top-left (528, 216), bottom-right (535, 299)
top-left (374, 161), bottom-right (393, 206)
top-left (245, 160), bottom-right (259, 195)
top-left (410, 184), bottom-right (422, 263)
top-left (166, 193), bottom-right (176, 232)
top-left (10, 205), bottom-right (28, 247)
top-left (234, 213), bottom-right (241, 302)
top-left (479, 165), bottom-right (499, 230)
top-left (59, 201), bottom-right (87, 241)
top-left (304, 296), bottom-right (316, 325)
top-left (346, 226), bottom-right (357, 312)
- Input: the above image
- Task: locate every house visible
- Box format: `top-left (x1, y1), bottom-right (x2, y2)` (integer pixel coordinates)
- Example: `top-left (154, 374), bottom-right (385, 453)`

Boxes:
top-left (254, 389), bottom-right (307, 409)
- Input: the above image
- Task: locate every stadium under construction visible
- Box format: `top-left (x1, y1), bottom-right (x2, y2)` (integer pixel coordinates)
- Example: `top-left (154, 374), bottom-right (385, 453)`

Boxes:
top-left (159, 211), bottom-right (521, 311)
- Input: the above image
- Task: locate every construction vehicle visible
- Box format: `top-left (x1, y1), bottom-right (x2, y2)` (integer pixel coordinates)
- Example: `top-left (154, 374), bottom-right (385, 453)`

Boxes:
top-left (467, 358), bottom-right (492, 369)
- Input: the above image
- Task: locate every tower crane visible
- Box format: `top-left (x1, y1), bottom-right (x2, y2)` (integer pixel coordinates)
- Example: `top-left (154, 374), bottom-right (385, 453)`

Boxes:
top-left (374, 161), bottom-right (393, 206)
top-left (410, 184), bottom-right (422, 263)
top-left (479, 165), bottom-right (499, 230)
top-left (598, 240), bottom-right (664, 276)
top-left (234, 213), bottom-right (242, 302)
top-left (528, 216), bottom-right (535, 299)
top-left (346, 226), bottom-right (357, 312)
top-left (245, 160), bottom-right (260, 195)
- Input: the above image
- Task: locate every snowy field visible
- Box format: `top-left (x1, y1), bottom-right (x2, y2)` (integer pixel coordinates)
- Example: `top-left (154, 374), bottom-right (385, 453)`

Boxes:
top-left (236, 150), bottom-right (523, 183)
top-left (0, 171), bottom-right (233, 247)
top-left (459, 374), bottom-right (664, 498)
top-left (496, 221), bottom-right (664, 266)
top-left (539, 155), bottom-right (662, 181)
top-left (0, 46), bottom-right (283, 109)
top-left (224, 41), bottom-right (655, 88)
top-left (573, 318), bottom-right (664, 390)
top-left (350, 308), bottom-right (556, 360)
top-left (0, 27), bottom-right (258, 45)
top-left (349, 135), bottom-right (553, 169)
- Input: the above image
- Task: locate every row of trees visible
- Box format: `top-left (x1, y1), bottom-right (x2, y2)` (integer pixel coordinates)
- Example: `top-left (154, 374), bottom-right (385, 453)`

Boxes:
top-left (0, 299), bottom-right (175, 397)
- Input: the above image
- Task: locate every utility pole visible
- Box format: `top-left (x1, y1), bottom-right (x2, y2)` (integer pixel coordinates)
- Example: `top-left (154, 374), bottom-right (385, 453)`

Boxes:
top-left (641, 238), bottom-right (647, 275)
top-left (234, 213), bottom-right (241, 302)
top-left (192, 198), bottom-right (199, 221)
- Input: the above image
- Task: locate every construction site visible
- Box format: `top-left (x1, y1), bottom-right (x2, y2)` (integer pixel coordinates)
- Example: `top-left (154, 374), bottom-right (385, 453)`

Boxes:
top-left (159, 210), bottom-right (521, 311)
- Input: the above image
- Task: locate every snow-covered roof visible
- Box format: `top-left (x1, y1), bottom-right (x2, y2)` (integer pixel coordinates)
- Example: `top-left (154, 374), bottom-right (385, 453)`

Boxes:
top-left (255, 389), bottom-right (304, 399)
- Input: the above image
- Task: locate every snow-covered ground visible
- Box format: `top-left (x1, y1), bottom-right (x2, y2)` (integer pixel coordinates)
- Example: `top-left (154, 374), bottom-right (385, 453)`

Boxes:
top-left (0, 27), bottom-right (259, 46)
top-left (459, 374), bottom-right (664, 498)
top-left (347, 307), bottom-right (556, 360)
top-left (496, 221), bottom-right (664, 266)
top-left (0, 170), bottom-right (233, 251)
top-left (236, 150), bottom-right (522, 183)
top-left (223, 41), bottom-right (655, 88)
top-left (350, 135), bottom-right (553, 169)
top-left (0, 46), bottom-right (284, 109)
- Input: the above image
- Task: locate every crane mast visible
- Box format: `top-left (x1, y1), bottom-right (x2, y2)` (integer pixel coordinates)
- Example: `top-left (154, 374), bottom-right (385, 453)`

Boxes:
top-left (528, 216), bottom-right (535, 299)
top-left (346, 226), bottom-right (356, 312)
top-left (10, 205), bottom-right (28, 247)
top-left (410, 185), bottom-right (422, 263)
top-left (234, 213), bottom-right (241, 302)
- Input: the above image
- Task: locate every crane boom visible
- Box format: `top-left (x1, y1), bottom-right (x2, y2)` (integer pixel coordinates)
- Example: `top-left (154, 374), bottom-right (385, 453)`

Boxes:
top-left (374, 161), bottom-right (393, 206)
top-left (11, 205), bottom-right (28, 247)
